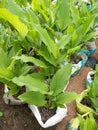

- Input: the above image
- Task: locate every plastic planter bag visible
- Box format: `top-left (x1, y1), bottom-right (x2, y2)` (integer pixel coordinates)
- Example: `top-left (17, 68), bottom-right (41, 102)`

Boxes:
top-left (3, 85), bottom-right (25, 105)
top-left (87, 71), bottom-right (96, 85)
top-left (64, 48), bottom-right (96, 77)
top-left (28, 82), bottom-right (68, 128)
top-left (28, 105), bottom-right (67, 128)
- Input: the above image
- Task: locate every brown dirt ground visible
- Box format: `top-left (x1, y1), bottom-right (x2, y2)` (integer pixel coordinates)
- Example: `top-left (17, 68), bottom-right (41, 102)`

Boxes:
top-left (0, 39), bottom-right (98, 130)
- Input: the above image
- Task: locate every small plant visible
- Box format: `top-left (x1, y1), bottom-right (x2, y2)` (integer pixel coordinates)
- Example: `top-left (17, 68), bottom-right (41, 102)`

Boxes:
top-left (12, 63), bottom-right (78, 109)
top-left (78, 113), bottom-right (98, 130)
top-left (67, 113), bottom-right (98, 130)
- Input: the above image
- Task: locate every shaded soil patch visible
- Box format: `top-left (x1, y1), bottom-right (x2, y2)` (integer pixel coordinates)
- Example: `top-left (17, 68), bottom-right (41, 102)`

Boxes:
top-left (39, 107), bottom-right (56, 123)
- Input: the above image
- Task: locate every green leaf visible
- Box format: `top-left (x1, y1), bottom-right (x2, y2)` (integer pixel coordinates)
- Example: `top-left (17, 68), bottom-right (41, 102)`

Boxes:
top-left (84, 117), bottom-right (91, 130)
top-left (67, 44), bottom-right (83, 55)
top-left (0, 112), bottom-right (3, 117)
top-left (34, 24), bottom-right (59, 59)
top-left (12, 75), bottom-right (48, 94)
top-left (90, 97), bottom-right (98, 111)
top-left (57, 34), bottom-right (72, 49)
top-left (9, 87), bottom-right (20, 95)
top-left (14, 64), bottom-right (32, 76)
top-left (18, 91), bottom-right (46, 106)
top-left (83, 31), bottom-right (98, 42)
top-left (50, 64), bottom-right (72, 96)
top-left (0, 48), bottom-right (10, 68)
top-left (79, 113), bottom-right (98, 130)
top-left (71, 25), bottom-right (83, 47)
top-left (6, 0), bottom-right (40, 27)
top-left (95, 65), bottom-right (98, 79)
top-left (6, 0), bottom-right (26, 20)
top-left (92, 80), bottom-right (98, 96)
top-left (70, 5), bottom-right (80, 25)
top-left (31, 0), bottom-right (49, 21)
top-left (56, 92), bottom-right (78, 105)
top-left (56, 0), bottom-right (71, 30)
top-left (0, 68), bottom-right (14, 80)
top-left (78, 114), bottom-right (85, 130)
top-left (0, 8), bottom-right (28, 37)
top-left (89, 113), bottom-right (98, 129)
top-left (38, 44), bottom-right (56, 66)
top-left (13, 55), bottom-right (47, 68)
top-left (25, 8), bottom-right (40, 26)
top-left (82, 15), bottom-right (95, 36)
top-left (30, 72), bottom-right (45, 81)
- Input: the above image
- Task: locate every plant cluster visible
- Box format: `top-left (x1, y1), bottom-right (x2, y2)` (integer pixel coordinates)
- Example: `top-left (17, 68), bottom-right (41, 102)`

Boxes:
top-left (69, 65), bottom-right (98, 130)
top-left (0, 0), bottom-right (98, 121)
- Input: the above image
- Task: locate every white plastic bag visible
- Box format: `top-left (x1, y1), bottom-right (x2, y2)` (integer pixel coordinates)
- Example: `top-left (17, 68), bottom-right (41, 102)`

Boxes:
top-left (87, 71), bottom-right (96, 85)
top-left (3, 84), bottom-right (25, 105)
top-left (84, 41), bottom-right (96, 49)
top-left (28, 105), bottom-right (67, 128)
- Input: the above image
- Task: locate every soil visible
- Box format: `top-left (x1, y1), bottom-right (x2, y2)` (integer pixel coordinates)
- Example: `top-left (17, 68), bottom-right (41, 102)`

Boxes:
top-left (0, 39), bottom-right (98, 130)
top-left (38, 107), bottom-right (56, 123)
top-left (70, 53), bottom-right (82, 64)
top-left (81, 97), bottom-right (93, 108)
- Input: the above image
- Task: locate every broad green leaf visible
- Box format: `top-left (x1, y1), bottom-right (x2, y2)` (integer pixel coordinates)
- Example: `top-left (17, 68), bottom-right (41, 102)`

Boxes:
top-left (9, 87), bottom-right (20, 95)
top-left (0, 48), bottom-right (10, 68)
top-left (65, 25), bottom-right (85, 48)
top-left (30, 72), bottom-right (45, 81)
top-left (92, 80), bottom-right (98, 96)
top-left (13, 55), bottom-right (47, 68)
top-left (57, 34), bottom-right (72, 49)
top-left (31, 0), bottom-right (49, 21)
top-left (89, 113), bottom-right (98, 129)
top-left (67, 44), bottom-right (83, 55)
top-left (91, 97), bottom-right (98, 111)
top-left (67, 25), bottom-right (74, 34)
top-left (12, 75), bottom-right (48, 94)
top-left (70, 5), bottom-right (80, 25)
top-left (0, 68), bottom-right (14, 80)
top-left (83, 117), bottom-right (91, 130)
top-left (25, 8), bottom-right (40, 25)
top-left (6, 0), bottom-right (40, 26)
top-left (0, 8), bottom-right (28, 37)
top-left (83, 15), bottom-right (95, 36)
top-left (83, 31), bottom-right (98, 42)
top-left (18, 91), bottom-right (46, 106)
top-left (56, 0), bottom-right (71, 30)
top-left (6, 0), bottom-right (26, 20)
top-left (71, 25), bottom-right (83, 47)
top-left (38, 44), bottom-right (56, 66)
top-left (50, 64), bottom-right (72, 96)
top-left (78, 114), bottom-right (85, 130)
top-left (34, 24), bottom-right (59, 59)
top-left (95, 65), bottom-right (98, 79)
top-left (14, 64), bottom-right (32, 76)
top-left (0, 0), bottom-right (6, 8)
top-left (56, 92), bottom-right (78, 105)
